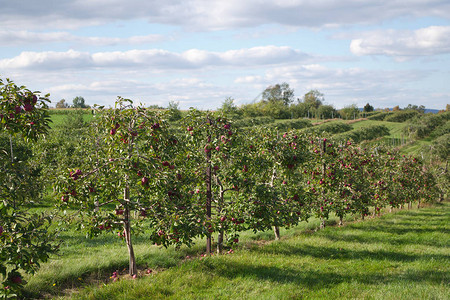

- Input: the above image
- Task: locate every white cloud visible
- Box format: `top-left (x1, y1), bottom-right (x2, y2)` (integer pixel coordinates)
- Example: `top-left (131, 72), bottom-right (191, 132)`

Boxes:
top-left (0, 30), bottom-right (166, 46)
top-left (1, 0), bottom-right (449, 30)
top-left (0, 46), bottom-right (309, 70)
top-left (350, 26), bottom-right (450, 59)
top-left (0, 50), bottom-right (93, 70)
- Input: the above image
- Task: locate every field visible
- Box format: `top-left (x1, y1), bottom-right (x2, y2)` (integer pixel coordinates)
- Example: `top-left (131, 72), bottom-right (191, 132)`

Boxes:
top-left (23, 202), bottom-right (449, 299)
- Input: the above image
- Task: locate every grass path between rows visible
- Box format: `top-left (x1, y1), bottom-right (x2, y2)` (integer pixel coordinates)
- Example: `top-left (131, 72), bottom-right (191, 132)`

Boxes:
top-left (34, 202), bottom-right (448, 300)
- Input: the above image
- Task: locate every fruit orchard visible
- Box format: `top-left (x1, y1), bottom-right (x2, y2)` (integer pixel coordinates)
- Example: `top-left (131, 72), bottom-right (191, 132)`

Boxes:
top-left (0, 78), bottom-right (443, 298)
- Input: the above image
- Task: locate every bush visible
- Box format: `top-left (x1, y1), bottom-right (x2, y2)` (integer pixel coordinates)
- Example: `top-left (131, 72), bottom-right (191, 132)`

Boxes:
top-left (263, 119), bottom-right (312, 131)
top-left (361, 111), bottom-right (382, 118)
top-left (333, 125), bottom-right (390, 143)
top-left (430, 133), bottom-right (450, 161)
top-left (403, 111), bottom-right (449, 138)
top-left (234, 116), bottom-right (275, 128)
top-left (430, 121), bottom-right (450, 138)
top-left (368, 112), bottom-right (392, 121)
top-left (302, 122), bottom-right (352, 135)
top-left (384, 110), bottom-right (420, 122)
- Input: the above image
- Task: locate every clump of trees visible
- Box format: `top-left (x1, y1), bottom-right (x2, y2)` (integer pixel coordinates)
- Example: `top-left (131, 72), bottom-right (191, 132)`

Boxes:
top-left (55, 96), bottom-right (89, 108)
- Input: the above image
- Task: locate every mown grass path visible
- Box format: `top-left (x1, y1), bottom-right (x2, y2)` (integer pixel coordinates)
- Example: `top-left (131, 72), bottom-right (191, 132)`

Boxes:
top-left (57, 202), bottom-right (449, 300)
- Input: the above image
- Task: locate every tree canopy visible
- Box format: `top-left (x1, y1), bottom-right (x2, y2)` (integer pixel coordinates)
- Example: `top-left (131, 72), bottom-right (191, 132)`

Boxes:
top-left (261, 83), bottom-right (294, 106)
top-left (72, 96), bottom-right (88, 108)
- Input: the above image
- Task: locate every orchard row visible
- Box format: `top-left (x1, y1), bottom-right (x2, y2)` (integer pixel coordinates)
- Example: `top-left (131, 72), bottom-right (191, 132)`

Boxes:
top-left (54, 99), bottom-right (438, 276)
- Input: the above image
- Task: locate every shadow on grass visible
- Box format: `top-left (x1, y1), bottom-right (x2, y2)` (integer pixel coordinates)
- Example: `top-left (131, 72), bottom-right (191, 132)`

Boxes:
top-left (253, 242), bottom-right (449, 263)
top-left (201, 259), bottom-right (448, 289)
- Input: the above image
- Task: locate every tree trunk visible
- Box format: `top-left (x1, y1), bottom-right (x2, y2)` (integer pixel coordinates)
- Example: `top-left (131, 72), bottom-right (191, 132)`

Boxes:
top-left (124, 186), bottom-right (137, 276)
top-left (9, 135), bottom-right (16, 209)
top-left (216, 188), bottom-right (225, 254)
top-left (339, 216), bottom-right (343, 226)
top-left (361, 214), bottom-right (365, 221)
top-left (320, 217), bottom-right (325, 229)
top-left (205, 131), bottom-right (212, 255)
top-left (269, 166), bottom-right (280, 240)
top-left (273, 226), bottom-right (280, 240)
top-left (217, 230), bottom-right (224, 254)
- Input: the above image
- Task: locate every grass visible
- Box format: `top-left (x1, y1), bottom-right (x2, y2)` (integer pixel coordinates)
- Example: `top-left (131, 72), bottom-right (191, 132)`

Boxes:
top-left (23, 202), bottom-right (449, 299)
top-left (348, 119), bottom-right (408, 138)
top-left (49, 111), bottom-right (93, 127)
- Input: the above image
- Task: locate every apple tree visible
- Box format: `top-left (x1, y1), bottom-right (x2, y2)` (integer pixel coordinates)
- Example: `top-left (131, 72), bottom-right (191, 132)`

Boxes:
top-left (180, 109), bottom-right (247, 254)
top-left (54, 98), bottom-right (200, 276)
top-left (239, 127), bottom-right (311, 240)
top-left (0, 77), bottom-right (56, 299)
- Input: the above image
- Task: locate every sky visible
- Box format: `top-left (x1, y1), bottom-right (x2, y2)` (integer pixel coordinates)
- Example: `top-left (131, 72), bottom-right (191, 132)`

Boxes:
top-left (1, 1), bottom-right (449, 110)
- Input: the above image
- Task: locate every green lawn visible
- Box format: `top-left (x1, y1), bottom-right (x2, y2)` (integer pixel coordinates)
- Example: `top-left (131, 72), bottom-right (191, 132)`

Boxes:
top-left (23, 202), bottom-right (449, 299)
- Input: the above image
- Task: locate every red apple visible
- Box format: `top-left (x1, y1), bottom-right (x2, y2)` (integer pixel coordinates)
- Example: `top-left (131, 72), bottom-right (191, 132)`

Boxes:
top-left (24, 103), bottom-right (34, 112)
top-left (141, 177), bottom-right (149, 185)
top-left (11, 276), bottom-right (22, 284)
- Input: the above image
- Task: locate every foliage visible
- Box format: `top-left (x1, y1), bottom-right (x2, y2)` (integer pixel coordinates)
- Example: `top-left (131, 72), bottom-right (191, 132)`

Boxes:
top-left (404, 104), bottom-right (425, 113)
top-left (72, 96), bottom-right (88, 109)
top-left (289, 102), bottom-right (310, 118)
top-left (167, 101), bottom-right (182, 121)
top-left (54, 98), bottom-right (191, 276)
top-left (367, 111), bottom-right (392, 121)
top-left (338, 104), bottom-right (359, 120)
top-left (429, 133), bottom-right (449, 161)
top-left (55, 99), bottom-right (69, 109)
top-left (334, 125), bottom-right (390, 143)
top-left (316, 105), bottom-right (337, 119)
top-left (239, 102), bottom-right (265, 118)
top-left (218, 97), bottom-right (241, 119)
top-left (0, 135), bottom-right (43, 208)
top-left (264, 119), bottom-right (312, 131)
top-left (403, 111), bottom-right (449, 139)
top-left (239, 101), bottom-right (291, 119)
top-left (0, 203), bottom-right (56, 299)
top-left (0, 77), bottom-right (56, 298)
top-left (384, 110), bottom-right (420, 122)
top-left (301, 90), bottom-right (323, 110)
top-left (363, 103), bottom-right (374, 112)
top-left (302, 122), bottom-right (352, 135)
top-left (261, 83), bottom-right (294, 106)
top-left (233, 116), bottom-right (274, 128)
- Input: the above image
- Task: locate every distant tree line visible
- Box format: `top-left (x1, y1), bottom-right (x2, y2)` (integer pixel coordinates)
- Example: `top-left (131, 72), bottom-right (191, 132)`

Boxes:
top-left (215, 83), bottom-right (437, 121)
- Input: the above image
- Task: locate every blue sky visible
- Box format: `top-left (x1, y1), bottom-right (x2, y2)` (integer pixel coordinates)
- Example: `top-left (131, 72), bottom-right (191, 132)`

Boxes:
top-left (1, 1), bottom-right (449, 110)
